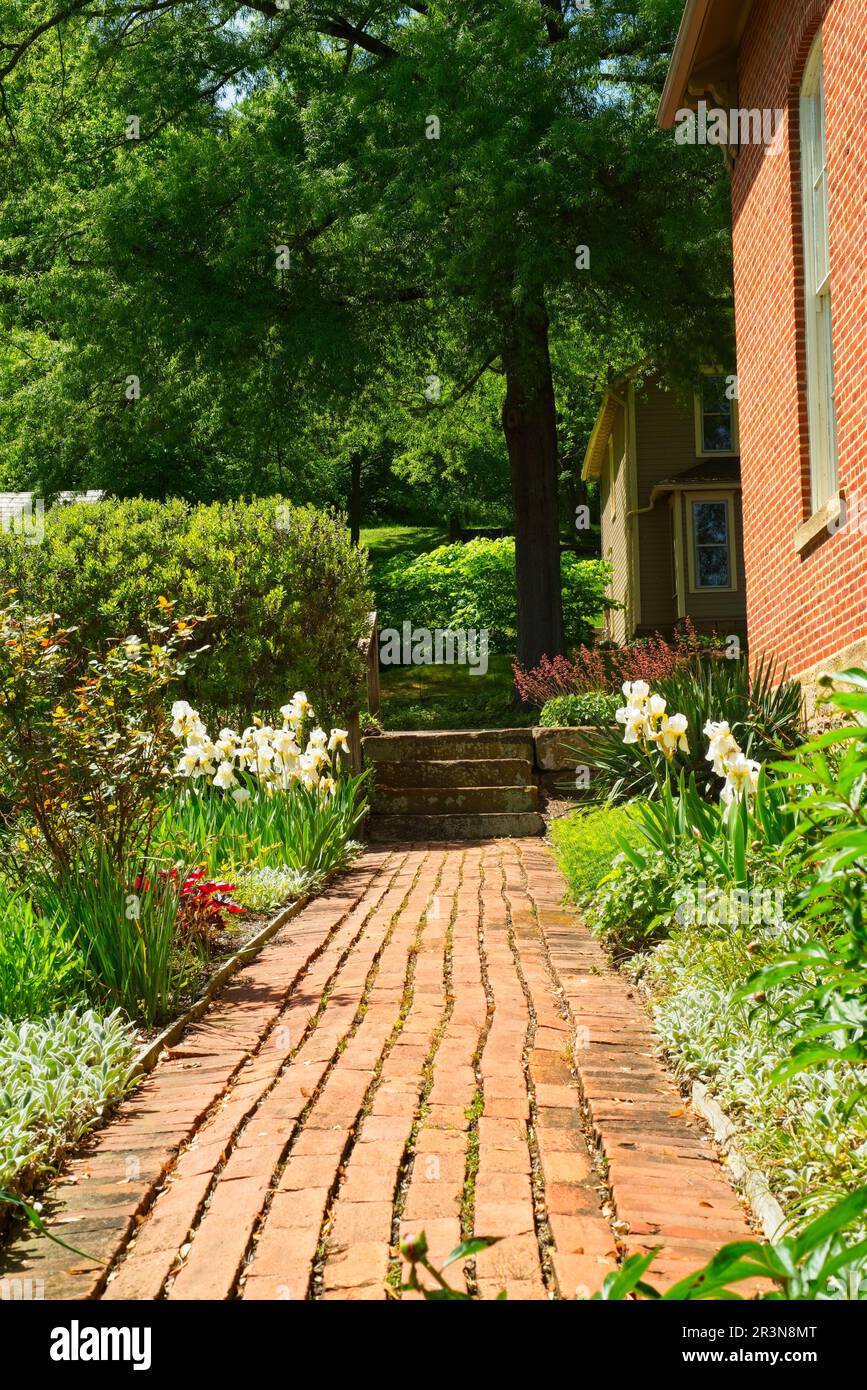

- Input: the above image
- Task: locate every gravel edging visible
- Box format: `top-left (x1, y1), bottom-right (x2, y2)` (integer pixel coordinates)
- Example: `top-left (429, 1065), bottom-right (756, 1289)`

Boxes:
top-left (690, 1081), bottom-right (787, 1241)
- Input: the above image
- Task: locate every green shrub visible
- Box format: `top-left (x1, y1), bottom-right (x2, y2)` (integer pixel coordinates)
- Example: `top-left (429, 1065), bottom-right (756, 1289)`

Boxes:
top-left (0, 1008), bottom-right (135, 1202)
top-left (549, 803), bottom-right (644, 903)
top-left (0, 497), bottom-right (372, 722)
top-left (0, 595), bottom-right (201, 879)
top-left (376, 538), bottom-right (609, 653)
top-left (539, 692), bottom-right (619, 727)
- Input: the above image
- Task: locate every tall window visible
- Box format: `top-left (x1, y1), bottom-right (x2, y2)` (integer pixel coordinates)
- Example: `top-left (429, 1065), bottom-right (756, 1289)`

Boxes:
top-left (688, 495), bottom-right (735, 591)
top-left (800, 33), bottom-right (838, 510)
top-left (696, 375), bottom-right (738, 455)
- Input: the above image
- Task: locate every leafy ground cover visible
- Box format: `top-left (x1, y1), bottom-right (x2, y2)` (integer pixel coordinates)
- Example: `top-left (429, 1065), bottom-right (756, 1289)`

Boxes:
top-left (0, 1009), bottom-right (136, 1235)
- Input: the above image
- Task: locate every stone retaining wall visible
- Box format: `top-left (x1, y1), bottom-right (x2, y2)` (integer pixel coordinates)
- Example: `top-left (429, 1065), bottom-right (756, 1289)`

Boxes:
top-left (532, 726), bottom-right (596, 799)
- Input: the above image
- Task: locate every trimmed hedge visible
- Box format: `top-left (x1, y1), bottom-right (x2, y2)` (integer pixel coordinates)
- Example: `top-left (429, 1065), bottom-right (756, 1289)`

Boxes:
top-left (375, 538), bottom-right (609, 654)
top-left (0, 498), bottom-right (372, 721)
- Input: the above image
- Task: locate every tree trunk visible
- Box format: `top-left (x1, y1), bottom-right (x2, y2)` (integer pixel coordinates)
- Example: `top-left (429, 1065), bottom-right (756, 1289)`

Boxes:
top-left (501, 302), bottom-right (565, 672)
top-left (349, 452), bottom-right (361, 546)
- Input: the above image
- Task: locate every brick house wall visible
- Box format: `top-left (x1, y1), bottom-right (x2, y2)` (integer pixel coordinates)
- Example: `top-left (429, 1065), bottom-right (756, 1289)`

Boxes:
top-left (731, 0), bottom-right (867, 695)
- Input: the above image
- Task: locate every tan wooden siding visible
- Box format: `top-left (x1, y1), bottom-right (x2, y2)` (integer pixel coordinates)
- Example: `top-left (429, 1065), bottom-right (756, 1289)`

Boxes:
top-left (676, 490), bottom-right (748, 626)
top-left (634, 380), bottom-right (698, 507)
top-left (634, 379), bottom-right (747, 633)
top-left (637, 501), bottom-right (677, 631)
top-left (598, 407), bottom-right (630, 644)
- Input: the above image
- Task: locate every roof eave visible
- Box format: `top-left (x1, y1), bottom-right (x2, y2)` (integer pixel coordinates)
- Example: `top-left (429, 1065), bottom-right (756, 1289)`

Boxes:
top-left (582, 393), bottom-right (622, 481)
top-left (657, 0), bottom-right (754, 129)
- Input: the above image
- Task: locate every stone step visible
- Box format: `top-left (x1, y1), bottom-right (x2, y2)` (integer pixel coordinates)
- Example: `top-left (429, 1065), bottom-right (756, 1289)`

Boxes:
top-left (372, 757), bottom-right (536, 789)
top-left (371, 785), bottom-right (539, 815)
top-left (366, 811), bottom-right (545, 842)
top-left (363, 729), bottom-right (534, 764)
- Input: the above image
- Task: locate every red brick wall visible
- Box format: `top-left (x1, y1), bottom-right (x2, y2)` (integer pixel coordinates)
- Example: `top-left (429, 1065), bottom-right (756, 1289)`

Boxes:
top-left (731, 0), bottom-right (867, 678)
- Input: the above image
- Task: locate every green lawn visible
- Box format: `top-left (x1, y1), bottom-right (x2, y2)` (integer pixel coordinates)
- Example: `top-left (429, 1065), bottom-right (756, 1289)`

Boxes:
top-left (379, 653), bottom-right (534, 730)
top-left (360, 524), bottom-right (449, 565)
top-left (363, 525), bottom-right (534, 730)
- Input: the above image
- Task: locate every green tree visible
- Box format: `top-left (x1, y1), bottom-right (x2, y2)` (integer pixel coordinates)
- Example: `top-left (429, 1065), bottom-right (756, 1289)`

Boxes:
top-left (0, 2), bottom-right (733, 667)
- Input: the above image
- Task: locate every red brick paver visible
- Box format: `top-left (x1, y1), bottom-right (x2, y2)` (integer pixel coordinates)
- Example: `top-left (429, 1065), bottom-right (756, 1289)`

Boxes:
top-left (0, 841), bottom-right (762, 1301)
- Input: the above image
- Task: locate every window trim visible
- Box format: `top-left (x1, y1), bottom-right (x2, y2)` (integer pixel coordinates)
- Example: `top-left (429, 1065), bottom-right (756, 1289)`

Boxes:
top-left (799, 31), bottom-right (838, 514)
top-left (693, 373), bottom-right (740, 458)
top-left (686, 491), bottom-right (738, 594)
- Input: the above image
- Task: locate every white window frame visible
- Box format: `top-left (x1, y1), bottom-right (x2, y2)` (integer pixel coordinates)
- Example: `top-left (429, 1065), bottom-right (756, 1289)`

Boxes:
top-left (686, 491), bottom-right (738, 594)
top-left (800, 32), bottom-right (838, 512)
top-left (693, 373), bottom-right (740, 458)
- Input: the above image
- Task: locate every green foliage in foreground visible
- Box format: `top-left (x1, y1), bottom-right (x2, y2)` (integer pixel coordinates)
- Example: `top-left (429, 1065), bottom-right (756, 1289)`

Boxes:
top-left (376, 540), bottom-right (610, 654)
top-left (0, 887), bottom-right (83, 1021)
top-left (743, 669), bottom-right (867, 1087)
top-left (0, 498), bottom-right (372, 723)
top-left (0, 1008), bottom-right (135, 1196)
top-left (567, 670), bottom-right (867, 1249)
top-left (539, 692), bottom-right (620, 728)
top-left (399, 1192), bottom-right (867, 1300)
top-left (597, 1190), bottom-right (867, 1301)
top-left (39, 847), bottom-right (187, 1029)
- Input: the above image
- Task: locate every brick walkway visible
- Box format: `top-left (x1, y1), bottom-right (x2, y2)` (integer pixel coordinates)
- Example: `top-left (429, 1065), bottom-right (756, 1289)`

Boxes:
top-left (1, 842), bottom-right (759, 1301)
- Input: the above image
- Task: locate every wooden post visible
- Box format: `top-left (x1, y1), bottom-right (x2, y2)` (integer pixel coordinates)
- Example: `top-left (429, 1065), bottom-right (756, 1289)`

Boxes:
top-left (347, 710), bottom-right (362, 773)
top-left (366, 610), bottom-right (380, 718)
top-left (349, 611), bottom-right (379, 774)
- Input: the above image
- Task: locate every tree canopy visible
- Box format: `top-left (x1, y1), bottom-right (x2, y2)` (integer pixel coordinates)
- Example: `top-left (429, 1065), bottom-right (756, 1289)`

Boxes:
top-left (0, 1), bottom-right (734, 662)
